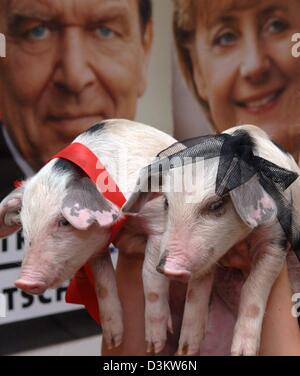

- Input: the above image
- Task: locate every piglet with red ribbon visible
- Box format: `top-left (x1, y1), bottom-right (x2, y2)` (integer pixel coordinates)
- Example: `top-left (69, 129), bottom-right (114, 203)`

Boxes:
top-left (0, 119), bottom-right (176, 350)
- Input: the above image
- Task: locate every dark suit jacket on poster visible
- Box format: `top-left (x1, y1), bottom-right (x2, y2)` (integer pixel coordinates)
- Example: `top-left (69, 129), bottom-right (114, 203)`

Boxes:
top-left (0, 126), bottom-right (25, 201)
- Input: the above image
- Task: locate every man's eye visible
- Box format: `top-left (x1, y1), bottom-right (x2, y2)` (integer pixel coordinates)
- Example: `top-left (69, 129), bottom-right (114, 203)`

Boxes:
top-left (27, 25), bottom-right (50, 40)
top-left (265, 18), bottom-right (289, 34)
top-left (214, 31), bottom-right (237, 47)
top-left (95, 26), bottom-right (116, 39)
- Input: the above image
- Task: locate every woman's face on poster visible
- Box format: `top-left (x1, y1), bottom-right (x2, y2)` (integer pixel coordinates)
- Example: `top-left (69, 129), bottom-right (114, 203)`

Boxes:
top-left (191, 0), bottom-right (300, 155)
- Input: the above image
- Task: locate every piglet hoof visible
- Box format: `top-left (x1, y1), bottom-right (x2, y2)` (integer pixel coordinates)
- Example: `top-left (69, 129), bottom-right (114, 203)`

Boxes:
top-left (101, 310), bottom-right (124, 350)
top-left (231, 337), bottom-right (260, 356)
top-left (177, 342), bottom-right (201, 356)
top-left (145, 313), bottom-right (173, 354)
top-left (177, 325), bottom-right (204, 355)
top-left (146, 340), bottom-right (165, 354)
top-left (231, 323), bottom-right (260, 356)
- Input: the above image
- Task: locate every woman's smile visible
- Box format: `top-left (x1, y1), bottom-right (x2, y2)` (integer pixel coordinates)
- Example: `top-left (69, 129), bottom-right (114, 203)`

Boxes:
top-left (234, 87), bottom-right (286, 114)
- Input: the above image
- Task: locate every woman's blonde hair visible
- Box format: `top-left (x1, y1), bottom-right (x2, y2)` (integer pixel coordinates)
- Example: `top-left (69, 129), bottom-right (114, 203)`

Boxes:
top-left (173, 0), bottom-right (200, 105)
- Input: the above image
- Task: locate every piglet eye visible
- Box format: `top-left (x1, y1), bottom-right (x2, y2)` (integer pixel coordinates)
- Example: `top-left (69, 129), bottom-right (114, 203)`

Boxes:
top-left (58, 218), bottom-right (70, 227)
top-left (209, 200), bottom-right (223, 211)
top-left (207, 199), bottom-right (227, 217)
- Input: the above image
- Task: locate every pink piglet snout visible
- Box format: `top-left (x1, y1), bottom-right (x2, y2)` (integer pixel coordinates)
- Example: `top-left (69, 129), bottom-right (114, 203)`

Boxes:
top-left (156, 256), bottom-right (191, 283)
top-left (15, 279), bottom-right (47, 295)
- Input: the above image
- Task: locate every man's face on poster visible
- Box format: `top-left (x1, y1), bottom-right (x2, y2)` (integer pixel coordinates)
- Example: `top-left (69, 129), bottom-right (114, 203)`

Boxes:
top-left (0, 0), bottom-right (152, 169)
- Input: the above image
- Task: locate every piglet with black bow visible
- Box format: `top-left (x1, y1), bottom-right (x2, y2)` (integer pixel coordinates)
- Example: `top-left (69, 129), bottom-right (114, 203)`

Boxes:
top-left (123, 124), bottom-right (300, 356)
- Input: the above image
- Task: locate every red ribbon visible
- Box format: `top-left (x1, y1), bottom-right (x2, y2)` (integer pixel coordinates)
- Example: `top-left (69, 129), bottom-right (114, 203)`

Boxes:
top-left (13, 180), bottom-right (23, 189)
top-left (51, 142), bottom-right (127, 324)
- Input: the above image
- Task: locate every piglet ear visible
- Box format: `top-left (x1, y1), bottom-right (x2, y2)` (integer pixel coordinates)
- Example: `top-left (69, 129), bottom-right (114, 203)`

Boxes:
top-left (122, 191), bottom-right (160, 215)
top-left (122, 169), bottom-right (161, 215)
top-left (61, 177), bottom-right (120, 230)
top-left (0, 187), bottom-right (23, 237)
top-left (230, 175), bottom-right (277, 228)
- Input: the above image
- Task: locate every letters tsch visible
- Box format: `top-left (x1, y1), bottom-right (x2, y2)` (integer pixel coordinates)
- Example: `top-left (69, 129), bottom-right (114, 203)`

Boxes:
top-left (292, 33), bottom-right (300, 58)
top-left (1, 286), bottom-right (67, 312)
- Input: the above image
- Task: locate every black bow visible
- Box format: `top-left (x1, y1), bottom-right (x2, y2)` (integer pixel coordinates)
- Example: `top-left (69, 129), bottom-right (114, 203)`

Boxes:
top-left (153, 130), bottom-right (300, 259)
